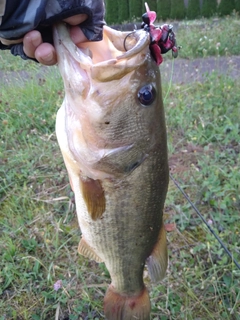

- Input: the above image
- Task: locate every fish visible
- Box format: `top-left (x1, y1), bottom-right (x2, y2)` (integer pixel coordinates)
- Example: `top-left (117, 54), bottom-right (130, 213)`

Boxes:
top-left (53, 19), bottom-right (169, 320)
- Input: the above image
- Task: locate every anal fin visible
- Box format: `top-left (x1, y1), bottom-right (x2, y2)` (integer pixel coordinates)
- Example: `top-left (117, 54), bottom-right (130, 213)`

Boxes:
top-left (146, 224), bottom-right (168, 282)
top-left (78, 238), bottom-right (103, 263)
top-left (80, 176), bottom-right (106, 220)
top-left (104, 285), bottom-right (151, 320)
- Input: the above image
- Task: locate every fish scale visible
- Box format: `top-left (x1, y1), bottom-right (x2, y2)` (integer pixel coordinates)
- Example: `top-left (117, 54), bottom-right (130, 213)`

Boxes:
top-left (76, 149), bottom-right (168, 289)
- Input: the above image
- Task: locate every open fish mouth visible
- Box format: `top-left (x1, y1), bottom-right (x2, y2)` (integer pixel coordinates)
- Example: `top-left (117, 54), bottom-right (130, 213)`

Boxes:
top-left (53, 23), bottom-right (156, 181)
top-left (53, 24), bottom-right (151, 84)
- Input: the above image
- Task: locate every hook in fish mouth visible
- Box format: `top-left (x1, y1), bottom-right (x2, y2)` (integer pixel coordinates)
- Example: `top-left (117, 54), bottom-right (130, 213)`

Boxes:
top-left (123, 31), bottom-right (137, 52)
top-left (54, 23), bottom-right (150, 69)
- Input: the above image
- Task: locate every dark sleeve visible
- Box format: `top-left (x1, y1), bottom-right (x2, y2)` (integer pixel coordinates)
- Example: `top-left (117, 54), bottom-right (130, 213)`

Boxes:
top-left (0, 0), bottom-right (105, 59)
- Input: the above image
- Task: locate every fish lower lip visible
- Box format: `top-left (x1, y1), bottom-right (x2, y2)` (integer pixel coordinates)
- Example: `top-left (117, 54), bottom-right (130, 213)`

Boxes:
top-left (54, 23), bottom-right (93, 68)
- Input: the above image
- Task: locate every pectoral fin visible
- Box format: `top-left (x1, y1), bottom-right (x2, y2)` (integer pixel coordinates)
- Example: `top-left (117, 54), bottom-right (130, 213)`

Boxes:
top-left (80, 176), bottom-right (106, 220)
top-left (78, 238), bottom-right (103, 263)
top-left (146, 224), bottom-right (168, 282)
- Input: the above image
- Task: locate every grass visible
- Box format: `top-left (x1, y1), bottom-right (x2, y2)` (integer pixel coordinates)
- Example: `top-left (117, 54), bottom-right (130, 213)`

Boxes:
top-left (0, 16), bottom-right (240, 320)
top-left (173, 13), bottom-right (240, 58)
top-left (162, 72), bottom-right (240, 320)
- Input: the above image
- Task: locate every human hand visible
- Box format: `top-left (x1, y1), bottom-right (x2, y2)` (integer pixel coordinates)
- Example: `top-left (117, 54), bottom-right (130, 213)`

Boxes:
top-left (0, 14), bottom-right (88, 65)
top-left (0, 1), bottom-right (105, 65)
top-left (22, 15), bottom-right (88, 65)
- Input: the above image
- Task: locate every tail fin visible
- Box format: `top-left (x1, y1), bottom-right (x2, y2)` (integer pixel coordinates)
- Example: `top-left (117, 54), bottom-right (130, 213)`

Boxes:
top-left (104, 285), bottom-right (151, 320)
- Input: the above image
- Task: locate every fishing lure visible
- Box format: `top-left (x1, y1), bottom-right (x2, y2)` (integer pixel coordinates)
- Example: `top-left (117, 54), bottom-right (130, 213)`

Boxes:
top-left (142, 2), bottom-right (179, 65)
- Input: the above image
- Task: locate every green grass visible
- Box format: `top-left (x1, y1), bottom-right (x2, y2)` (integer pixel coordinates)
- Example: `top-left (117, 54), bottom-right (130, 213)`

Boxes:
top-left (161, 72), bottom-right (240, 320)
top-left (0, 50), bottom-right (41, 72)
top-left (174, 14), bottom-right (240, 58)
top-left (0, 16), bottom-right (240, 320)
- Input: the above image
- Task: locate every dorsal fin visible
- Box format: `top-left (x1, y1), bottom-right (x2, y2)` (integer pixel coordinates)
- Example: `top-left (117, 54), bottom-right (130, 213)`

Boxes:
top-left (80, 176), bottom-right (106, 220)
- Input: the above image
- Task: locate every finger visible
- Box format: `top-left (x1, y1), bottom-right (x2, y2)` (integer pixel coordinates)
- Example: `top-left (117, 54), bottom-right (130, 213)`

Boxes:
top-left (34, 43), bottom-right (57, 65)
top-left (0, 37), bottom-right (23, 45)
top-left (63, 14), bottom-right (88, 26)
top-left (69, 26), bottom-right (88, 45)
top-left (23, 30), bottom-right (42, 59)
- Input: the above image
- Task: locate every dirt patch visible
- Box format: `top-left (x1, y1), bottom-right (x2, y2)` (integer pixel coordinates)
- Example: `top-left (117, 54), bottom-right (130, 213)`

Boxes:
top-left (1, 56), bottom-right (240, 86)
top-left (169, 142), bottom-right (205, 174)
top-left (160, 55), bottom-right (240, 84)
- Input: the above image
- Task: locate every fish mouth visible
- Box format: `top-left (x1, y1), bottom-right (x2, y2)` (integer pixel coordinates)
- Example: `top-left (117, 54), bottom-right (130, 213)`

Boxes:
top-left (53, 24), bottom-right (151, 83)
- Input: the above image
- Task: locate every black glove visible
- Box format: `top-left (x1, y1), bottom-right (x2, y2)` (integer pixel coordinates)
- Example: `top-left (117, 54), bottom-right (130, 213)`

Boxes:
top-left (0, 0), bottom-right (105, 60)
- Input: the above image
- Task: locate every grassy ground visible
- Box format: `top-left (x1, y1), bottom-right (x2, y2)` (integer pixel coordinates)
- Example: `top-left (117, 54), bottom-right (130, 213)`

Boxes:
top-left (173, 14), bottom-right (240, 58)
top-left (0, 16), bottom-right (240, 319)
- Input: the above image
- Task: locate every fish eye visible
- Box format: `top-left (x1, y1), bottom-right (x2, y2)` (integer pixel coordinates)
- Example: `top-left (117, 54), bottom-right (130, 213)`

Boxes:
top-left (137, 85), bottom-right (156, 106)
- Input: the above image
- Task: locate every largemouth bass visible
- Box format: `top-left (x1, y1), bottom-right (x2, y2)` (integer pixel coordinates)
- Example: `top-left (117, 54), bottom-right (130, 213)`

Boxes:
top-left (53, 18), bottom-right (169, 320)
